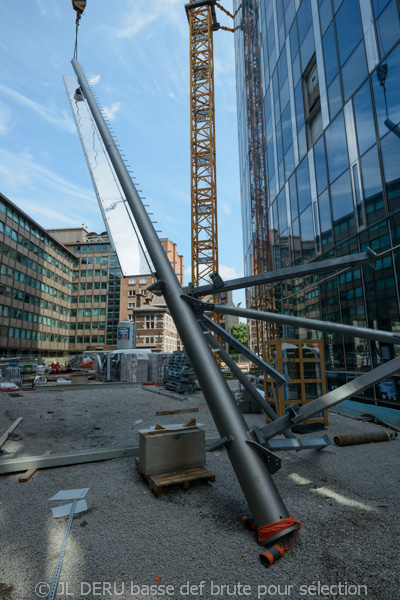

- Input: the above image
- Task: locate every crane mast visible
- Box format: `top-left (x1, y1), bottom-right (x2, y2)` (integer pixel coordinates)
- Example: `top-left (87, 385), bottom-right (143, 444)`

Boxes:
top-left (242, 0), bottom-right (276, 355)
top-left (186, 1), bottom-right (219, 290)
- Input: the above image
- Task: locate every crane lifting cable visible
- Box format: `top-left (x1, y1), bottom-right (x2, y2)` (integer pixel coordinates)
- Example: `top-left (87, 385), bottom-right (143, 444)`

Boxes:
top-left (72, 0), bottom-right (87, 60)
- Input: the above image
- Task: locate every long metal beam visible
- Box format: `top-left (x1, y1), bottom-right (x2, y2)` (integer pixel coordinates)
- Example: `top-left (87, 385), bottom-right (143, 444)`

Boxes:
top-left (71, 59), bottom-right (296, 543)
top-left (183, 249), bottom-right (376, 297)
top-left (0, 440), bottom-right (220, 475)
top-left (191, 301), bottom-right (400, 346)
top-left (202, 314), bottom-right (289, 386)
top-left (204, 331), bottom-right (295, 439)
top-left (260, 356), bottom-right (400, 440)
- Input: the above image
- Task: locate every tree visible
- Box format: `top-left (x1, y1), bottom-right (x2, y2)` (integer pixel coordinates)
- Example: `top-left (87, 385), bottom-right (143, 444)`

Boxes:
top-left (229, 322), bottom-right (248, 348)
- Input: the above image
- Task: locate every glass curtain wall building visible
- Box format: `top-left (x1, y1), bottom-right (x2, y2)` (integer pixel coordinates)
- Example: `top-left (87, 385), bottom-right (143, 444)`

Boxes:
top-left (233, 0), bottom-right (400, 408)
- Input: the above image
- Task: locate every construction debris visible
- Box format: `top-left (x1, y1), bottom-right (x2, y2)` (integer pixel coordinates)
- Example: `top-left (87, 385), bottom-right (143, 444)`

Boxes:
top-left (148, 352), bottom-right (172, 383)
top-left (156, 407), bottom-right (199, 416)
top-left (164, 351), bottom-right (198, 394)
top-left (334, 431), bottom-right (397, 446)
top-left (0, 417), bottom-right (23, 448)
top-left (18, 450), bottom-right (53, 483)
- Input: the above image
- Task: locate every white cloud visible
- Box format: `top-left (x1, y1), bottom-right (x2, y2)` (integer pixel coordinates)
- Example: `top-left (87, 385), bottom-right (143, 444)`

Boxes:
top-left (0, 148), bottom-right (96, 203)
top-left (0, 84), bottom-right (76, 133)
top-left (116, 12), bottom-right (158, 39)
top-left (13, 199), bottom-right (87, 228)
top-left (89, 74), bottom-right (101, 86)
top-left (35, 0), bottom-right (61, 19)
top-left (219, 265), bottom-right (242, 280)
top-left (0, 101), bottom-right (12, 135)
top-left (20, 147), bottom-right (33, 160)
top-left (112, 0), bottom-right (185, 40)
top-left (103, 102), bottom-right (121, 121)
top-left (221, 202), bottom-right (232, 215)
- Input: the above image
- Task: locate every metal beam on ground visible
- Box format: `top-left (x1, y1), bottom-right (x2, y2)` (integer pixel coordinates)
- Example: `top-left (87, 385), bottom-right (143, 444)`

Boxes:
top-left (0, 440), bottom-right (220, 475)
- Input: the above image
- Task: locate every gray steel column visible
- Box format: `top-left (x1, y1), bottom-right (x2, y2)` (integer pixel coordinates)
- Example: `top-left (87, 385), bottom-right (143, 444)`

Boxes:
top-left (71, 59), bottom-right (294, 541)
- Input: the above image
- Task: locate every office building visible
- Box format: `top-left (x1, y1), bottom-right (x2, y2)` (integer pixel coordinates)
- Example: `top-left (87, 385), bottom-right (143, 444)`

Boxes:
top-left (0, 193), bottom-right (185, 358)
top-left (233, 0), bottom-right (400, 406)
top-left (0, 193), bottom-right (76, 357)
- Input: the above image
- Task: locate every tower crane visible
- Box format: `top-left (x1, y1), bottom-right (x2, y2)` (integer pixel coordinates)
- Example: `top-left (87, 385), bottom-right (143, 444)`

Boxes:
top-left (185, 1), bottom-right (220, 293)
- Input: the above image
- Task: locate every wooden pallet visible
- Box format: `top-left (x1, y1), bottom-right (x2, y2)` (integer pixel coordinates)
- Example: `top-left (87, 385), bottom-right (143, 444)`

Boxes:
top-left (135, 458), bottom-right (215, 495)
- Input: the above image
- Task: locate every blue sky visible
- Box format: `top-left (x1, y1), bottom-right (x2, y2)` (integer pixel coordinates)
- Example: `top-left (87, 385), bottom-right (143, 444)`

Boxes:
top-left (0, 0), bottom-right (245, 303)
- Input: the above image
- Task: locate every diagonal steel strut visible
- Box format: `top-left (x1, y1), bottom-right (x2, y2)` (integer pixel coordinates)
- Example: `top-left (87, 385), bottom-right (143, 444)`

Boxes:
top-left (201, 314), bottom-right (288, 386)
top-left (71, 58), bottom-right (296, 543)
top-left (203, 330), bottom-right (296, 439)
top-left (259, 356), bottom-right (400, 440)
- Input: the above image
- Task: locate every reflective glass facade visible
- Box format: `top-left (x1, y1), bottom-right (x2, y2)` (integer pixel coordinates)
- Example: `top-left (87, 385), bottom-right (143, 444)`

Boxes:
top-left (234, 0), bottom-right (400, 407)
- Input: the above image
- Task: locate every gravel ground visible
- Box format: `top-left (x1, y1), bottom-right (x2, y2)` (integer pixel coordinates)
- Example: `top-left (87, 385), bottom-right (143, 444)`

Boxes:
top-left (0, 382), bottom-right (399, 600)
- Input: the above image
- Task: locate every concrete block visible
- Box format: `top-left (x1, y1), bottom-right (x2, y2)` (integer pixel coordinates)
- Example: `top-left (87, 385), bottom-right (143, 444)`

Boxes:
top-left (138, 427), bottom-right (205, 476)
top-left (238, 400), bottom-right (251, 413)
top-left (243, 390), bottom-right (263, 413)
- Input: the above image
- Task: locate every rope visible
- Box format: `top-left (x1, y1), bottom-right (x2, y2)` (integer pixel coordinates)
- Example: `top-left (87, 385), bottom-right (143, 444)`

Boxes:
top-left (257, 515), bottom-right (302, 545)
top-left (74, 19), bottom-right (80, 59)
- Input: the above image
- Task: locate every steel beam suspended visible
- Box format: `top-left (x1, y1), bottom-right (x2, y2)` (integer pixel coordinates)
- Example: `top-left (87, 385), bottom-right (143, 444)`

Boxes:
top-left (71, 58), bottom-right (296, 543)
top-left (183, 249), bottom-right (377, 297)
top-left (189, 299), bottom-right (400, 346)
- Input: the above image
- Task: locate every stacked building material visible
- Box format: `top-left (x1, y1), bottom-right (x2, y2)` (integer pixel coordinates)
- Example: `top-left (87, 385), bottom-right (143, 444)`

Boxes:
top-left (147, 352), bottom-right (172, 383)
top-left (164, 351), bottom-right (197, 394)
top-left (120, 352), bottom-right (149, 383)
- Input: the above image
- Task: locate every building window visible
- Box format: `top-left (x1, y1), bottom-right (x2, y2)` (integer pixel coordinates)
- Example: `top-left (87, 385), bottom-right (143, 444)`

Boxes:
top-left (129, 278), bottom-right (136, 284)
top-left (128, 302), bottom-right (135, 308)
top-left (140, 278), bottom-right (147, 284)
top-left (303, 57), bottom-right (322, 148)
top-left (145, 337), bottom-right (154, 344)
top-left (128, 290), bottom-right (136, 296)
top-left (146, 315), bottom-right (155, 329)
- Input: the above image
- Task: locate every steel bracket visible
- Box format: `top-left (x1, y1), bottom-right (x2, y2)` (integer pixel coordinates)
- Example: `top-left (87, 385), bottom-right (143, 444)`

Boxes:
top-left (246, 440), bottom-right (281, 474)
top-left (210, 271), bottom-right (224, 289)
top-left (206, 436), bottom-right (233, 452)
top-left (266, 435), bottom-right (332, 452)
top-left (146, 279), bottom-right (166, 296)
